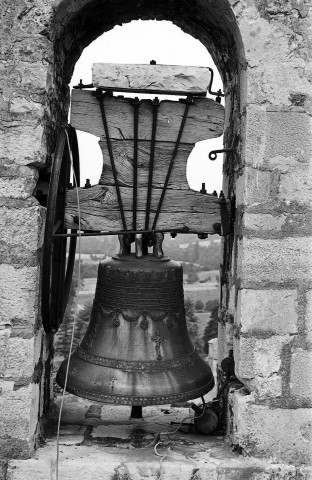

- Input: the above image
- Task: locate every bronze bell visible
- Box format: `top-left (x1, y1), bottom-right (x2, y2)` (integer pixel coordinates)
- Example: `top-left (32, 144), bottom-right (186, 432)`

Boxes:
top-left (57, 234), bottom-right (214, 406)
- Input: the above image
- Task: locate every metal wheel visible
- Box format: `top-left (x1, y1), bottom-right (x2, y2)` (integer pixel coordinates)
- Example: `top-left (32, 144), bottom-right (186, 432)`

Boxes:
top-left (42, 125), bottom-right (80, 334)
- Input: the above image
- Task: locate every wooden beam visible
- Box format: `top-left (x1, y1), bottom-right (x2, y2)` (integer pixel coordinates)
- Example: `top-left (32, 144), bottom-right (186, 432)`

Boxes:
top-left (70, 90), bottom-right (224, 143)
top-left (99, 140), bottom-right (194, 189)
top-left (92, 63), bottom-right (212, 95)
top-left (64, 184), bottom-right (225, 233)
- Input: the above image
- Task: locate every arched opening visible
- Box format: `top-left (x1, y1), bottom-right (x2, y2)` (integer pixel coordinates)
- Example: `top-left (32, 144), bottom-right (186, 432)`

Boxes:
top-left (54, 19), bottom-right (225, 395)
top-left (43, 0), bottom-right (246, 457)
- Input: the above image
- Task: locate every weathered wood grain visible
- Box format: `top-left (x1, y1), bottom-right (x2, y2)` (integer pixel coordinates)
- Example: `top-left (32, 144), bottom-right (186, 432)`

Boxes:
top-left (92, 63), bottom-right (212, 95)
top-left (70, 90), bottom-right (224, 142)
top-left (99, 140), bottom-right (194, 188)
top-left (64, 184), bottom-right (224, 233)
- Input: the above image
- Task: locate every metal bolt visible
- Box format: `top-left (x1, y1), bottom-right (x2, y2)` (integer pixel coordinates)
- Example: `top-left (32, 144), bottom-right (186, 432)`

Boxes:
top-left (200, 183), bottom-right (207, 194)
top-left (213, 223), bottom-right (221, 234)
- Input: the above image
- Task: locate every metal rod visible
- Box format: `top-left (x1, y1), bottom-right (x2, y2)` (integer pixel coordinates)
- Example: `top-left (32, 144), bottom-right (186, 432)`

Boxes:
top-left (152, 98), bottom-right (192, 230)
top-left (132, 98), bottom-right (140, 230)
top-left (97, 92), bottom-right (127, 231)
top-left (145, 98), bottom-right (160, 230)
top-left (75, 83), bottom-right (206, 96)
top-left (53, 227), bottom-right (194, 238)
top-left (207, 68), bottom-right (225, 98)
top-left (208, 148), bottom-right (236, 161)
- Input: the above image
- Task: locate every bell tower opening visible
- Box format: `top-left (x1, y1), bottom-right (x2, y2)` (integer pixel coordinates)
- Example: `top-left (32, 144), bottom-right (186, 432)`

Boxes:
top-left (51, 19), bottom-right (230, 436)
top-left (39, 0), bottom-right (245, 461)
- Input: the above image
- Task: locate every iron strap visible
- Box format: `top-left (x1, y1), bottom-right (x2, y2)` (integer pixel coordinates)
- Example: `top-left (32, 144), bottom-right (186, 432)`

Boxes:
top-left (132, 97), bottom-right (140, 230)
top-left (152, 97), bottom-right (193, 230)
top-left (97, 91), bottom-right (127, 231)
top-left (145, 98), bottom-right (160, 230)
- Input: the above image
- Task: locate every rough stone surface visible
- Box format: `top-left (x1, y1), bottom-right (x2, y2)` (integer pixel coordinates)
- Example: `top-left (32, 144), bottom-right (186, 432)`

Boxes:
top-left (0, 333), bottom-right (35, 379)
top-left (6, 395), bottom-right (312, 479)
top-left (234, 335), bottom-right (291, 399)
top-left (237, 289), bottom-right (298, 336)
top-left (290, 348), bottom-right (312, 400)
top-left (0, 264), bottom-right (40, 331)
top-left (237, 237), bottom-right (312, 285)
top-left (232, 390), bottom-right (312, 465)
top-left (92, 63), bottom-right (212, 93)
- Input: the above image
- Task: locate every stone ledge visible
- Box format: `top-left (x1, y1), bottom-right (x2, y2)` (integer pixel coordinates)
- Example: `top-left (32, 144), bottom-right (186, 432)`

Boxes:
top-left (6, 443), bottom-right (312, 480)
top-left (6, 395), bottom-right (312, 480)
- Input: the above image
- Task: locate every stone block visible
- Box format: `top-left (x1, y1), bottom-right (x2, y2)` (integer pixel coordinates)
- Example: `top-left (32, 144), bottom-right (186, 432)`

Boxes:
top-left (0, 205), bottom-right (45, 252)
top-left (265, 111), bottom-right (312, 165)
top-left (244, 106), bottom-right (267, 169)
top-left (0, 264), bottom-right (39, 329)
top-left (0, 381), bottom-right (32, 441)
top-left (0, 124), bottom-right (44, 165)
top-left (245, 105), bottom-right (311, 168)
top-left (243, 213), bottom-right (286, 233)
top-left (290, 348), bottom-right (312, 400)
top-left (0, 177), bottom-right (37, 199)
top-left (306, 290), bottom-right (312, 343)
top-left (0, 332), bottom-right (35, 379)
top-left (235, 167), bottom-right (273, 207)
top-left (237, 289), bottom-right (298, 335)
top-left (241, 15), bottom-right (311, 106)
top-left (234, 335), bottom-right (290, 398)
top-left (232, 390), bottom-right (312, 464)
top-left (237, 237), bottom-right (312, 285)
top-left (9, 95), bottom-right (44, 115)
top-left (278, 163), bottom-right (312, 204)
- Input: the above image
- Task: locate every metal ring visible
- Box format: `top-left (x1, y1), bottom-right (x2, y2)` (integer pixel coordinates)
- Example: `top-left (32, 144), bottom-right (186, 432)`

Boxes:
top-left (41, 125), bottom-right (80, 334)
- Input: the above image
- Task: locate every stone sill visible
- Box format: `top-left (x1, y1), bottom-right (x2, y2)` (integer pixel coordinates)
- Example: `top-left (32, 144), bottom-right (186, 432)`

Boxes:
top-left (6, 394), bottom-right (312, 480)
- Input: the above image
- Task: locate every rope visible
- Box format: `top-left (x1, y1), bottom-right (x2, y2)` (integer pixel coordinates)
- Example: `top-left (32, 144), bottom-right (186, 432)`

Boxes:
top-left (55, 129), bottom-right (82, 480)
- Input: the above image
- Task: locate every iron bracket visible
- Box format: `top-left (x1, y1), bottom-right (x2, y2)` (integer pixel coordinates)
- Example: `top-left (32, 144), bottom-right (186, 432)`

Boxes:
top-left (207, 67), bottom-right (225, 103)
top-left (208, 148), bottom-right (237, 161)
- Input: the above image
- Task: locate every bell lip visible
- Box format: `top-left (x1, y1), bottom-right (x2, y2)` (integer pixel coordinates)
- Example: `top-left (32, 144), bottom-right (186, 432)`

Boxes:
top-left (56, 376), bottom-right (215, 406)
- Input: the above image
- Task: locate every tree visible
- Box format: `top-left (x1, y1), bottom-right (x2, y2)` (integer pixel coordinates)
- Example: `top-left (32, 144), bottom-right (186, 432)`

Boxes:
top-left (202, 305), bottom-right (219, 354)
top-left (195, 300), bottom-right (204, 311)
top-left (184, 298), bottom-right (203, 352)
top-left (186, 270), bottom-right (199, 284)
top-left (204, 299), bottom-right (218, 312)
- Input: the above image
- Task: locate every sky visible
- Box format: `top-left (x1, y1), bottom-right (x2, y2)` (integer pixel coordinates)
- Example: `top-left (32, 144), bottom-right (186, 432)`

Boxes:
top-left (69, 20), bottom-right (224, 193)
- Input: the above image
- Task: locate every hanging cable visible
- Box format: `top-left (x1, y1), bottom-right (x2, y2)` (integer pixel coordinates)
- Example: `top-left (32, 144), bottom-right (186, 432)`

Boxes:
top-left (55, 129), bottom-right (82, 480)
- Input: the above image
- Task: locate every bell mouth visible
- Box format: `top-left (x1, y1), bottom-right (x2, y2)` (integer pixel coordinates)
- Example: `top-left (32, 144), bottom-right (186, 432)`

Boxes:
top-left (56, 348), bottom-right (215, 406)
top-left (56, 254), bottom-right (215, 407)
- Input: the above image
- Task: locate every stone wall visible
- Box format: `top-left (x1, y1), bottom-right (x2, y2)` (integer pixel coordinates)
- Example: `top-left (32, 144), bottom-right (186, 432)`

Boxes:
top-left (0, 0), bottom-right (311, 472)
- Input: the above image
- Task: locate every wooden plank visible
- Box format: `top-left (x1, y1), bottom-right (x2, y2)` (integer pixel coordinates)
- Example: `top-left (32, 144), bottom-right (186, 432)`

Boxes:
top-left (64, 210), bottom-right (221, 234)
top-left (99, 140), bottom-right (194, 189)
top-left (92, 63), bottom-right (212, 95)
top-left (64, 184), bottom-right (224, 233)
top-left (70, 90), bottom-right (224, 143)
